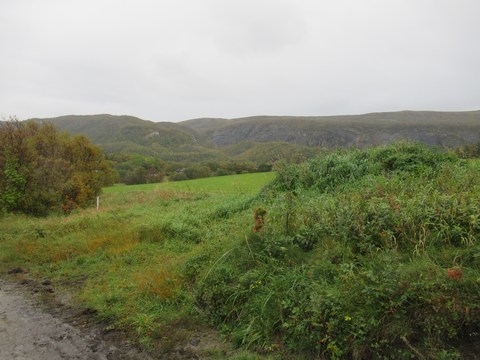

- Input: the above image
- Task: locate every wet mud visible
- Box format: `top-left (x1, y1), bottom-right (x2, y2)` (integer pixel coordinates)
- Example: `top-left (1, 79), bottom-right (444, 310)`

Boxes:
top-left (0, 269), bottom-right (229, 360)
top-left (0, 275), bottom-right (152, 360)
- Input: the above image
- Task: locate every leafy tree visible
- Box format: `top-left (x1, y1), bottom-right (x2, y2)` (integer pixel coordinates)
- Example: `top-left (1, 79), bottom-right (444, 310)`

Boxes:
top-left (0, 117), bottom-right (114, 215)
top-left (184, 165), bottom-right (211, 179)
top-left (1, 153), bottom-right (26, 211)
top-left (107, 153), bottom-right (165, 185)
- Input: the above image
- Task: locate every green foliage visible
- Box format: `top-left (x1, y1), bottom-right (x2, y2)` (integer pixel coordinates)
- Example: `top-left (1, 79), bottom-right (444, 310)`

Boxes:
top-left (107, 153), bottom-right (164, 185)
top-left (1, 154), bottom-right (26, 212)
top-left (0, 118), bottom-right (114, 215)
top-left (270, 143), bottom-right (457, 193)
top-left (169, 161), bottom-right (264, 182)
top-left (224, 141), bottom-right (322, 164)
top-left (107, 151), bottom-right (271, 184)
top-left (196, 143), bottom-right (480, 358)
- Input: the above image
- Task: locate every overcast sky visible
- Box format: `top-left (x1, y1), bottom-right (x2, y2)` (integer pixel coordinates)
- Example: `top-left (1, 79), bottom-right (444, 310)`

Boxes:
top-left (1, 0), bottom-right (479, 122)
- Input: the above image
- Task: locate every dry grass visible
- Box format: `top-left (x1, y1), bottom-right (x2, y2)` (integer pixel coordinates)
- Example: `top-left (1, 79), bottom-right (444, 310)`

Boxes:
top-left (135, 268), bottom-right (181, 299)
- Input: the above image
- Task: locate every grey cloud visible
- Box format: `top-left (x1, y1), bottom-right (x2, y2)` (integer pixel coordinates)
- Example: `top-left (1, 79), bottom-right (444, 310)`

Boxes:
top-left (0, 0), bottom-right (479, 121)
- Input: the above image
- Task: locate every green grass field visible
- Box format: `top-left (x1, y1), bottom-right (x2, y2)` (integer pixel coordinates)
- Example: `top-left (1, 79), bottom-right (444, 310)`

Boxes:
top-left (103, 172), bottom-right (276, 194)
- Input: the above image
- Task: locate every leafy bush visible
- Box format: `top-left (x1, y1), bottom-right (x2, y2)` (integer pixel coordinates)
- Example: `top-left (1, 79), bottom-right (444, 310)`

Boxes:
top-left (270, 143), bottom-right (457, 193)
top-left (0, 118), bottom-right (114, 215)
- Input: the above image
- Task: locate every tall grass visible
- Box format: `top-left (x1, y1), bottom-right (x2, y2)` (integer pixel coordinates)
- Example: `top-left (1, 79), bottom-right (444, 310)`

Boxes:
top-left (197, 143), bottom-right (480, 359)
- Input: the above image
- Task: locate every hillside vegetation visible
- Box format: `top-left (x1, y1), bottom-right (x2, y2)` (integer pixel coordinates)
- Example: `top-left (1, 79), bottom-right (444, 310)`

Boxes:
top-left (183, 111), bottom-right (480, 147)
top-left (32, 111), bottom-right (480, 174)
top-left (33, 114), bottom-right (228, 162)
top-left (34, 114), bottom-right (197, 147)
top-left (1, 143), bottom-right (479, 358)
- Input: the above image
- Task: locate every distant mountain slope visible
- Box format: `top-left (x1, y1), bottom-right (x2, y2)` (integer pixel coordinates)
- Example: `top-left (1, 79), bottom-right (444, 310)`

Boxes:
top-left (179, 117), bottom-right (230, 134)
top-left (180, 111), bottom-right (480, 148)
top-left (224, 141), bottom-right (322, 164)
top-left (31, 114), bottom-right (231, 162)
top-left (33, 114), bottom-right (198, 147)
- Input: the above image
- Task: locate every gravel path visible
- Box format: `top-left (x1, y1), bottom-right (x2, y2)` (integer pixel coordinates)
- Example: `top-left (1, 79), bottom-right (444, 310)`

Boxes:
top-left (0, 279), bottom-right (151, 360)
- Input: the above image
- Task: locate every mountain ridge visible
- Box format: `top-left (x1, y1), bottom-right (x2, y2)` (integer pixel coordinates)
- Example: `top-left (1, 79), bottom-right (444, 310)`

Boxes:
top-left (29, 110), bottom-right (480, 161)
top-left (179, 110), bottom-right (480, 147)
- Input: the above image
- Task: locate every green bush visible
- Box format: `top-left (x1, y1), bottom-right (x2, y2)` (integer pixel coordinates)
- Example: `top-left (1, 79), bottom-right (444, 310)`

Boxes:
top-left (197, 143), bottom-right (480, 358)
top-left (0, 119), bottom-right (114, 215)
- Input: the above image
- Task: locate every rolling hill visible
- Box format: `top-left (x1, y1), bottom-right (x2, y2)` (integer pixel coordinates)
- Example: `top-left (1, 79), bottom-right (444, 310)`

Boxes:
top-left (33, 114), bottom-right (197, 146)
top-left (32, 114), bottom-right (228, 162)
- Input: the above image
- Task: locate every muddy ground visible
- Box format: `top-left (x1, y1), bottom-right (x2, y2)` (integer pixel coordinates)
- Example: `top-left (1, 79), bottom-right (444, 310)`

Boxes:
top-left (0, 269), bottom-right (229, 360)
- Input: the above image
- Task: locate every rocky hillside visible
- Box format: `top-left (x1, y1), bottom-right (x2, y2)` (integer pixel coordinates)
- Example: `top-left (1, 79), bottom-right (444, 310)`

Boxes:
top-left (180, 111), bottom-right (480, 148)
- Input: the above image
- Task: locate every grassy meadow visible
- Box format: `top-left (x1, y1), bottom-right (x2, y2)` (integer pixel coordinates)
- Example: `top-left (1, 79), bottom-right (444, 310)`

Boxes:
top-left (103, 172), bottom-right (276, 194)
top-left (2, 144), bottom-right (480, 359)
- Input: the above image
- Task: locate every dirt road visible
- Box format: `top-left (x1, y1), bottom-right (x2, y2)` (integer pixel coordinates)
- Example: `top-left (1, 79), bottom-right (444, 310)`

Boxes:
top-left (0, 279), bottom-right (151, 360)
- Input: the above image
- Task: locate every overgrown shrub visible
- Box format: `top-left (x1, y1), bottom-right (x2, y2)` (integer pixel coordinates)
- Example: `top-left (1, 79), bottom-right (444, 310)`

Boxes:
top-left (270, 142), bottom-right (457, 193)
top-left (197, 143), bottom-right (480, 358)
top-left (0, 118), bottom-right (114, 215)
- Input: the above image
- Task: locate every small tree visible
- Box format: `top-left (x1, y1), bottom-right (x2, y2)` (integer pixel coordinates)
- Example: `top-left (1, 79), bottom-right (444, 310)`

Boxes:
top-left (0, 117), bottom-right (114, 215)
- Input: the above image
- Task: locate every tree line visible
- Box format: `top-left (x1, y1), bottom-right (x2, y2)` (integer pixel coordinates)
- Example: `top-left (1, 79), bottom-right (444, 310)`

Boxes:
top-left (107, 153), bottom-right (272, 185)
